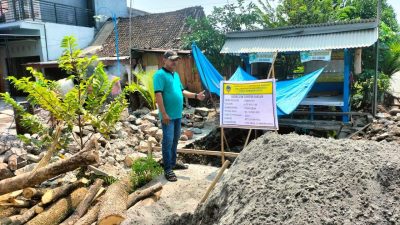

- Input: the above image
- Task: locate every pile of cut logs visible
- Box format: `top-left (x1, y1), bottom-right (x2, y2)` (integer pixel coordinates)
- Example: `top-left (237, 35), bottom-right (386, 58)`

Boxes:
top-left (0, 138), bottom-right (163, 225)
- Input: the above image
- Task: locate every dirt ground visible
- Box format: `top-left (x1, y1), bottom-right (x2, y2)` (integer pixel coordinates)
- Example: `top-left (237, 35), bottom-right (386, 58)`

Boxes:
top-left (164, 132), bottom-right (400, 225)
top-left (122, 164), bottom-right (220, 225)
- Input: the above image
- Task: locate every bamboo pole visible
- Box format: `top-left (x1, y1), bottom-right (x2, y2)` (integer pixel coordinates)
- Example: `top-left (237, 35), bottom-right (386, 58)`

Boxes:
top-left (200, 160), bottom-right (230, 203)
top-left (267, 51), bottom-right (278, 79)
top-left (141, 146), bottom-right (239, 158)
top-left (220, 128), bottom-right (225, 164)
top-left (147, 141), bottom-right (153, 158)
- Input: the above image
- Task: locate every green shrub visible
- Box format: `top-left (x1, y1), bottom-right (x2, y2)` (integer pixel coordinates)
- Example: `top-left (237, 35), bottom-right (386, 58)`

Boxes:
top-left (130, 156), bottom-right (163, 189)
top-left (351, 69), bottom-right (390, 110)
top-left (0, 36), bottom-right (129, 152)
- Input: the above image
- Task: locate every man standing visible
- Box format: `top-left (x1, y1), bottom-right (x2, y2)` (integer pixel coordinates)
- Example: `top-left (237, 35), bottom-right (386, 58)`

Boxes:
top-left (154, 50), bottom-right (205, 182)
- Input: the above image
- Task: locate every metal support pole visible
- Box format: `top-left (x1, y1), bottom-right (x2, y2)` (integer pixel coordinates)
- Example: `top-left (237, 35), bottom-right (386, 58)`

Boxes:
top-left (112, 14), bottom-right (121, 77)
top-left (12, 0), bottom-right (18, 20)
top-left (373, 41), bottom-right (379, 116)
top-left (54, 3), bottom-right (57, 23)
top-left (74, 7), bottom-right (77, 25)
top-left (29, 0), bottom-right (35, 20)
top-left (19, 0), bottom-right (25, 19)
top-left (372, 0), bottom-right (381, 116)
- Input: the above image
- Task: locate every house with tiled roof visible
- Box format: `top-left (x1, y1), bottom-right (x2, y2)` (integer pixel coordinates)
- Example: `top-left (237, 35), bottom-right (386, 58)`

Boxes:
top-left (25, 6), bottom-right (205, 94)
top-left (84, 6), bottom-right (205, 92)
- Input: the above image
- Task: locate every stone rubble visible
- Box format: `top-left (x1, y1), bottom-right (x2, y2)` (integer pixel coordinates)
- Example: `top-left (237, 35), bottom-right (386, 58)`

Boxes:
top-left (352, 112), bottom-right (400, 144)
top-left (0, 106), bottom-right (214, 183)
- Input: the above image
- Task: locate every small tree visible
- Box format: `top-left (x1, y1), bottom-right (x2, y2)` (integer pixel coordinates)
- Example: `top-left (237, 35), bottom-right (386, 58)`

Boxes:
top-left (1, 36), bottom-right (128, 155)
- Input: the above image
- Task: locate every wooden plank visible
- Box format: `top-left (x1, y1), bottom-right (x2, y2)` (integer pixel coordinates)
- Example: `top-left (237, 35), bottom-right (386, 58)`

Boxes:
top-left (347, 123), bottom-right (372, 139)
top-left (279, 119), bottom-right (344, 131)
top-left (146, 146), bottom-right (239, 158)
top-left (292, 111), bottom-right (370, 116)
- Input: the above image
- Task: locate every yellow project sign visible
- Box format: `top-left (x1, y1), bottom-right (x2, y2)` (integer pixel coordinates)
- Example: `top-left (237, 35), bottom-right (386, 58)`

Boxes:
top-left (223, 82), bottom-right (273, 95)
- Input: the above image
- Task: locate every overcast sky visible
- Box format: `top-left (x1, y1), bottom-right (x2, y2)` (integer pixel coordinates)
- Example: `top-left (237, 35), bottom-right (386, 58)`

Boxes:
top-left (128, 0), bottom-right (400, 23)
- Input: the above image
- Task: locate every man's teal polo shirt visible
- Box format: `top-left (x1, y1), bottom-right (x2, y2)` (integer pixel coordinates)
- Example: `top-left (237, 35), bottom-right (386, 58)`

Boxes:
top-left (153, 67), bottom-right (184, 120)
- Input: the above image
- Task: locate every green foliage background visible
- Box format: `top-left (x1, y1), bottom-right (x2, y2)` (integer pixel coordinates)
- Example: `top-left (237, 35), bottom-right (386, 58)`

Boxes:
top-left (183, 0), bottom-right (400, 109)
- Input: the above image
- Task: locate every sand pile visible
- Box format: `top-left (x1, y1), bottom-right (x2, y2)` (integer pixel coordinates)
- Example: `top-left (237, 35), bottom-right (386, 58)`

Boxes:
top-left (164, 133), bottom-right (400, 225)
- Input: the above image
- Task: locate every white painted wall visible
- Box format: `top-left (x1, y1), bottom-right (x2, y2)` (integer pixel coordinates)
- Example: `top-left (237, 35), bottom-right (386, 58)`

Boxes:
top-left (44, 22), bottom-right (95, 60)
top-left (0, 21), bottom-right (94, 61)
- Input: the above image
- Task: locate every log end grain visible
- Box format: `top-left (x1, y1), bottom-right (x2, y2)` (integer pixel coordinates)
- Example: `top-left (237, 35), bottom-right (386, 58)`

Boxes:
top-left (98, 215), bottom-right (125, 225)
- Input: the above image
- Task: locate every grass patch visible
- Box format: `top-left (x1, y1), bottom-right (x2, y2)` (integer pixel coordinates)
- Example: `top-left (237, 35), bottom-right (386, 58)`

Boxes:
top-left (131, 156), bottom-right (163, 189)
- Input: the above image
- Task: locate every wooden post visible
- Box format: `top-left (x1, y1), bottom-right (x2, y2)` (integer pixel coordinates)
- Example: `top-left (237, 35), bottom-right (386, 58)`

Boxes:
top-left (244, 129), bottom-right (252, 147)
top-left (267, 51), bottom-right (278, 79)
top-left (223, 133), bottom-right (230, 151)
top-left (354, 48), bottom-right (362, 75)
top-left (220, 128), bottom-right (225, 164)
top-left (147, 141), bottom-right (153, 158)
top-left (200, 160), bottom-right (230, 203)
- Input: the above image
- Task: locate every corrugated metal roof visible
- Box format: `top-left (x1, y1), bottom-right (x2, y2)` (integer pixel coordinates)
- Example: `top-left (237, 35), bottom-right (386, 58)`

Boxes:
top-left (226, 19), bottom-right (377, 38)
top-left (221, 20), bottom-right (379, 53)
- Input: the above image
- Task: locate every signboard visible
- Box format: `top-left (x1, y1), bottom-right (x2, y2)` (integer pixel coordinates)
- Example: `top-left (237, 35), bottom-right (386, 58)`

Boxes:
top-left (249, 53), bottom-right (275, 64)
top-left (300, 50), bottom-right (332, 63)
top-left (220, 80), bottom-right (278, 130)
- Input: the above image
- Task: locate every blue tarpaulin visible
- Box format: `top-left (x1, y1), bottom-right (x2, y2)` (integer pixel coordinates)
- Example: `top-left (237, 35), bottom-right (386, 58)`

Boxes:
top-left (229, 67), bottom-right (257, 81)
top-left (191, 43), bottom-right (325, 116)
top-left (275, 68), bottom-right (324, 115)
top-left (191, 44), bottom-right (223, 95)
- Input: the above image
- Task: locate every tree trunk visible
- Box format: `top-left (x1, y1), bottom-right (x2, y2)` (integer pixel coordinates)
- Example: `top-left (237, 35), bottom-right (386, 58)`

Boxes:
top-left (126, 183), bottom-right (162, 208)
top-left (98, 180), bottom-right (132, 225)
top-left (0, 206), bottom-right (19, 218)
top-left (75, 203), bottom-right (100, 225)
top-left (34, 204), bottom-right (44, 214)
top-left (0, 163), bottom-right (13, 180)
top-left (26, 187), bottom-right (87, 225)
top-left (0, 202), bottom-right (42, 225)
top-left (0, 190), bottom-right (22, 202)
top-left (23, 188), bottom-right (46, 199)
top-left (0, 140), bottom-right (98, 195)
top-left (60, 179), bottom-right (103, 225)
top-left (6, 198), bottom-right (32, 208)
top-left (41, 179), bottom-right (87, 205)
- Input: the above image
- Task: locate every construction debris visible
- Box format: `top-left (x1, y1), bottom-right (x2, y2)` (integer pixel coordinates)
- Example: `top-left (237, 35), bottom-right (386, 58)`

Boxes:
top-left (352, 112), bottom-right (400, 143)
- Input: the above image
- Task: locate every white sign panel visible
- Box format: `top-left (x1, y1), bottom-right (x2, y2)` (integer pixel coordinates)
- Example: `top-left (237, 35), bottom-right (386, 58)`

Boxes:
top-left (300, 50), bottom-right (332, 63)
top-left (220, 79), bottom-right (278, 130)
top-left (249, 53), bottom-right (275, 64)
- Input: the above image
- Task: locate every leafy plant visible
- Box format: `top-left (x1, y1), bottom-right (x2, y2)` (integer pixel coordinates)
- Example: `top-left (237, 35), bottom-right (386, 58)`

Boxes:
top-left (125, 71), bottom-right (156, 110)
top-left (130, 156), bottom-right (163, 189)
top-left (182, 0), bottom-right (260, 72)
top-left (381, 42), bottom-right (400, 76)
top-left (0, 36), bottom-right (129, 154)
top-left (351, 69), bottom-right (390, 110)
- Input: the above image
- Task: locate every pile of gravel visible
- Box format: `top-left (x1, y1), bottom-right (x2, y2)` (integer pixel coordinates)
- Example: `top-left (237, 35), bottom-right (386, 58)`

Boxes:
top-left (164, 133), bottom-right (400, 225)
